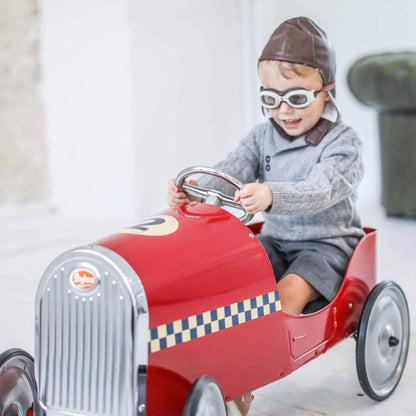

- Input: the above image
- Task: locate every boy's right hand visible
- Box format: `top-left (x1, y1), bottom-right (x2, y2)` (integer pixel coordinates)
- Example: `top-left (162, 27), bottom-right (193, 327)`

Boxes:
top-left (167, 178), bottom-right (199, 208)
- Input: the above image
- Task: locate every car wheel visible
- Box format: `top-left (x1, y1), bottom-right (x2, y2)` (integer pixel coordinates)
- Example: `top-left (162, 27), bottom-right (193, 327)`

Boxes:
top-left (356, 281), bottom-right (410, 400)
top-left (183, 376), bottom-right (227, 416)
top-left (0, 349), bottom-right (40, 416)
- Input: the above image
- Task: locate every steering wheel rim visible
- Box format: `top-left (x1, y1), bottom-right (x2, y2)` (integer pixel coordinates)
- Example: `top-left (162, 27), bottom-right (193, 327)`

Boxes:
top-left (175, 166), bottom-right (254, 224)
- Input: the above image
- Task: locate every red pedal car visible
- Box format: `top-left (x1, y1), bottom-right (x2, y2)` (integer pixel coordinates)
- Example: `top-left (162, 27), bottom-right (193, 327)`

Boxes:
top-left (0, 167), bottom-right (410, 416)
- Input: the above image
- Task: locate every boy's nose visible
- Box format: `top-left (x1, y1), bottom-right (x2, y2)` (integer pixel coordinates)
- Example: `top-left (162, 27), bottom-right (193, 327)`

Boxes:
top-left (277, 102), bottom-right (293, 114)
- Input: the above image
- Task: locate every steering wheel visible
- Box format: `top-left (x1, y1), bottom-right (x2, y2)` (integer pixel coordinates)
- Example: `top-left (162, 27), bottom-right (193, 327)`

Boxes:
top-left (175, 166), bottom-right (254, 224)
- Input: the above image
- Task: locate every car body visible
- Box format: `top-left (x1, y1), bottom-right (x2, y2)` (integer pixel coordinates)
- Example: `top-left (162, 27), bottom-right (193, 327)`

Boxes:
top-left (0, 169), bottom-right (410, 416)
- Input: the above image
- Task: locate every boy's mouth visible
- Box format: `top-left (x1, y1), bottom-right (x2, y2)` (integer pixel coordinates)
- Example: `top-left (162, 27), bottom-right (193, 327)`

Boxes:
top-left (281, 118), bottom-right (301, 129)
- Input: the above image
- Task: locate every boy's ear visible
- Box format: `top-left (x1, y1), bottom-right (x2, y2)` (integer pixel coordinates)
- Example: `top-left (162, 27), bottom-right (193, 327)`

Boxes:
top-left (322, 82), bottom-right (335, 101)
top-left (323, 82), bottom-right (335, 91)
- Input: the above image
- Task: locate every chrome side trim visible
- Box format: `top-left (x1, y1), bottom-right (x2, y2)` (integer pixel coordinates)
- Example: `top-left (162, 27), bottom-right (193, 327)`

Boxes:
top-left (35, 245), bottom-right (148, 416)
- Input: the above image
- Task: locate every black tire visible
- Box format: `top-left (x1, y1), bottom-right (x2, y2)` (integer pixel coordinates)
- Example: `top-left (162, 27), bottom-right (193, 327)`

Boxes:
top-left (183, 376), bottom-right (227, 416)
top-left (356, 281), bottom-right (410, 400)
top-left (0, 348), bottom-right (41, 416)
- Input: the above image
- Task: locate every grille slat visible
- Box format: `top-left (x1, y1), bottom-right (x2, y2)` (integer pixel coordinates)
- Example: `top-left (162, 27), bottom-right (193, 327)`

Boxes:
top-left (56, 274), bottom-right (65, 409)
top-left (83, 297), bottom-right (92, 413)
top-left (90, 292), bottom-right (100, 413)
top-left (75, 296), bottom-right (84, 410)
top-left (104, 281), bottom-right (114, 415)
top-left (67, 288), bottom-right (77, 410)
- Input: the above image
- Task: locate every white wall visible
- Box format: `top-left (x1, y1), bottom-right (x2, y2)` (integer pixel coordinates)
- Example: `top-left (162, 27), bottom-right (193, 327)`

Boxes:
top-left (39, 0), bottom-right (416, 221)
top-left (129, 0), bottom-right (245, 217)
top-left (247, 0), bottom-right (416, 208)
top-left (40, 0), bottom-right (245, 220)
top-left (40, 0), bottom-right (137, 220)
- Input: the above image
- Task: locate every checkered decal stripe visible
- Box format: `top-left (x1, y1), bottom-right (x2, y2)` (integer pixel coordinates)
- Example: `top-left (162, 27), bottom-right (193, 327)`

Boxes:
top-left (148, 291), bottom-right (281, 353)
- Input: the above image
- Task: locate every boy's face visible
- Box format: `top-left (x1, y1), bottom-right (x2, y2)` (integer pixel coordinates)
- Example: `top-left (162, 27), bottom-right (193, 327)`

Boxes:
top-left (260, 65), bottom-right (329, 137)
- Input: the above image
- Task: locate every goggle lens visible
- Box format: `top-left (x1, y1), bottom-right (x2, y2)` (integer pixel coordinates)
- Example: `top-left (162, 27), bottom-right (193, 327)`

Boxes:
top-left (289, 93), bottom-right (308, 106)
top-left (261, 94), bottom-right (277, 106)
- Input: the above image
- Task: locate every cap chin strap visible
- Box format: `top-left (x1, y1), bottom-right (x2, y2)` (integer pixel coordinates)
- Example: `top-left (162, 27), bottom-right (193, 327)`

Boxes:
top-left (321, 100), bottom-right (338, 123)
top-left (269, 117), bottom-right (333, 146)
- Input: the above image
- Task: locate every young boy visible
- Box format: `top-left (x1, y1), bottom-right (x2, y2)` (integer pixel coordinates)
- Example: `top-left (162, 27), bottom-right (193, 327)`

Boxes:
top-left (168, 16), bottom-right (363, 413)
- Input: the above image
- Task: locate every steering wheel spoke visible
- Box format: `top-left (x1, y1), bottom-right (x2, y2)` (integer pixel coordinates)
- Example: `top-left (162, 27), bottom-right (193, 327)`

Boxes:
top-left (182, 183), bottom-right (210, 201)
top-left (220, 197), bottom-right (245, 211)
top-left (176, 166), bottom-right (253, 224)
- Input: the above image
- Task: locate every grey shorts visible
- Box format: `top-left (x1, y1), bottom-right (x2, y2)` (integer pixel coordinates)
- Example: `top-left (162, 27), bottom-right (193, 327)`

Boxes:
top-left (257, 234), bottom-right (351, 303)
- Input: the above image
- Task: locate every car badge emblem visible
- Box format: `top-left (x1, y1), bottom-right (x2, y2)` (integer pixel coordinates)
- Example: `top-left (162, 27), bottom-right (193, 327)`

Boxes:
top-left (70, 269), bottom-right (98, 291)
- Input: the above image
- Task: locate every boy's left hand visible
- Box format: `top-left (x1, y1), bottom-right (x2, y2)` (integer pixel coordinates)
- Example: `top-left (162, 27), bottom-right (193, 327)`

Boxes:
top-left (234, 183), bottom-right (273, 214)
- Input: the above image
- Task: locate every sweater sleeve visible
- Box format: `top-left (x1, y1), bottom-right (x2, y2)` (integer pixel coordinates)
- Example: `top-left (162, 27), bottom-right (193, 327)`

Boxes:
top-left (197, 125), bottom-right (262, 193)
top-left (266, 129), bottom-right (363, 215)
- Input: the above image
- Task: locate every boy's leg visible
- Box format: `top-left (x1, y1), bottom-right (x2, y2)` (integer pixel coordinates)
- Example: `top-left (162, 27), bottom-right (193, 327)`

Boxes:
top-left (226, 393), bottom-right (254, 416)
top-left (277, 273), bottom-right (320, 315)
top-left (277, 243), bottom-right (350, 314)
top-left (256, 235), bottom-right (288, 279)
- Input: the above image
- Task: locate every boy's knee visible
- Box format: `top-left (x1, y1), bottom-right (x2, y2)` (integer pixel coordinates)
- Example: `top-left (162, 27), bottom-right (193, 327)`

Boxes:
top-left (278, 273), bottom-right (304, 295)
top-left (277, 273), bottom-right (319, 314)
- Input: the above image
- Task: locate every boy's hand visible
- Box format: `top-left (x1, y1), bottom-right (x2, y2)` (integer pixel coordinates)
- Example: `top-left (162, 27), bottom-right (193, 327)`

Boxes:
top-left (167, 178), bottom-right (200, 208)
top-left (234, 183), bottom-right (273, 214)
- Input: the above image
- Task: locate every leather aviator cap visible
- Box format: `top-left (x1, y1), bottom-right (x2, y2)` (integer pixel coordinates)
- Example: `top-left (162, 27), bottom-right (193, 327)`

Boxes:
top-left (258, 17), bottom-right (338, 145)
top-left (259, 16), bottom-right (336, 86)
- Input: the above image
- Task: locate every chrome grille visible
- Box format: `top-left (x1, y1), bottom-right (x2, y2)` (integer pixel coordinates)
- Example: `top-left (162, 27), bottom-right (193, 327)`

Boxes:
top-left (35, 246), bottom-right (148, 416)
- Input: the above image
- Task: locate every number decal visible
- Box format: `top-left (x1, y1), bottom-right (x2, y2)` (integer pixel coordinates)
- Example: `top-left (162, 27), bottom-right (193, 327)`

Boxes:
top-left (120, 215), bottom-right (179, 236)
top-left (130, 217), bottom-right (166, 232)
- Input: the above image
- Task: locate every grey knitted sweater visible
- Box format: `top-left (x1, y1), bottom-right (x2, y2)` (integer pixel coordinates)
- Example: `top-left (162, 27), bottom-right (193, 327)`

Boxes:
top-left (201, 120), bottom-right (364, 256)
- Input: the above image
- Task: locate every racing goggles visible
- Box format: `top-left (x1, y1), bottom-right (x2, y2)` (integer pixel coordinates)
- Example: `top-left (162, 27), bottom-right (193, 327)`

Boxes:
top-left (259, 87), bottom-right (323, 109)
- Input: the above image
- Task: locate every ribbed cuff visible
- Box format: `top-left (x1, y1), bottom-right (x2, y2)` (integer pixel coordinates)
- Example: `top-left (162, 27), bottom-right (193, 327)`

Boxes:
top-left (265, 182), bottom-right (292, 215)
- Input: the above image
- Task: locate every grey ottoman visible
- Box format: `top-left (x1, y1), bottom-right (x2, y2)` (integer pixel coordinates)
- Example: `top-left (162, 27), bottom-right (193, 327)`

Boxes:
top-left (348, 52), bottom-right (416, 218)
